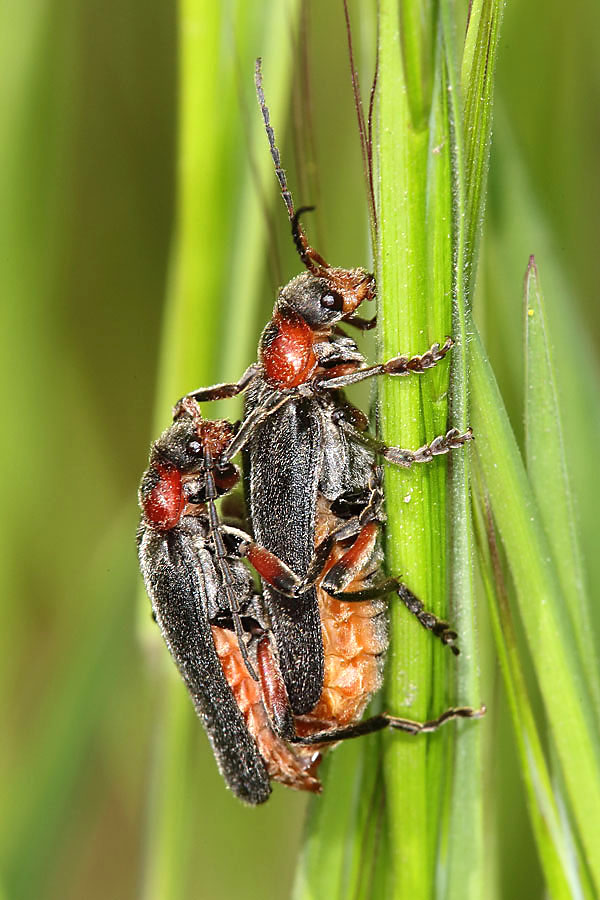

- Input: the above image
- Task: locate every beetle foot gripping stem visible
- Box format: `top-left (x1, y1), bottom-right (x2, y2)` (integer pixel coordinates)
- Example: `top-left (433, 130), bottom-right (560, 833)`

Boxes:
top-left (319, 337), bottom-right (456, 391)
top-left (382, 336), bottom-right (455, 376)
top-left (322, 575), bottom-right (462, 656)
top-left (396, 584), bottom-right (460, 656)
top-left (386, 704), bottom-right (486, 735)
top-left (382, 427), bottom-right (473, 468)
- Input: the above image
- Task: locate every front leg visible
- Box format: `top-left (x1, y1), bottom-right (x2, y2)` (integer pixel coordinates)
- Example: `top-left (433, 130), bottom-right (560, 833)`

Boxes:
top-left (172, 363), bottom-right (261, 417)
top-left (223, 525), bottom-right (307, 598)
top-left (317, 337), bottom-right (454, 390)
top-left (226, 512), bottom-right (372, 603)
top-left (222, 464), bottom-right (385, 607)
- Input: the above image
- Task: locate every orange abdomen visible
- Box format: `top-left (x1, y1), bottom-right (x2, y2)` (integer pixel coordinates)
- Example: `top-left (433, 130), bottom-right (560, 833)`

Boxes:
top-left (211, 504), bottom-right (387, 793)
top-left (294, 507), bottom-right (388, 746)
top-left (294, 590), bottom-right (387, 743)
top-left (211, 626), bottom-right (322, 793)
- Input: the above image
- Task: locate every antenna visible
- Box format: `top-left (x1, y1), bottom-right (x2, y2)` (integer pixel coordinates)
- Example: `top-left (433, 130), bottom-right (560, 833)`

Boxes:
top-left (255, 58), bottom-right (330, 277)
top-left (203, 445), bottom-right (259, 682)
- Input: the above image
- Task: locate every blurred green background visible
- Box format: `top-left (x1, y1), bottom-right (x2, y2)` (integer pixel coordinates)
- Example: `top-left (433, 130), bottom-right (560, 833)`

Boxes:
top-left (1, 1), bottom-right (598, 899)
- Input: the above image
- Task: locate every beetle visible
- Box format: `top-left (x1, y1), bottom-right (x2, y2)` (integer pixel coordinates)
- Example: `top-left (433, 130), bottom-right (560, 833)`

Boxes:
top-left (174, 60), bottom-right (472, 716)
top-left (138, 404), bottom-right (482, 803)
top-left (137, 405), bottom-right (325, 802)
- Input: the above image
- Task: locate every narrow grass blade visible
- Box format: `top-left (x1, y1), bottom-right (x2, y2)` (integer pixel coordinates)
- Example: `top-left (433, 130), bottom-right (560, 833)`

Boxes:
top-left (293, 734), bottom-right (381, 900)
top-left (217, 5), bottom-right (303, 404)
top-left (472, 487), bottom-right (593, 900)
top-left (523, 257), bottom-right (599, 715)
top-left (378, 6), bottom-right (435, 893)
top-left (398, 0), bottom-right (436, 131)
top-left (461, 0), bottom-right (506, 297)
top-left (141, 681), bottom-right (197, 900)
top-left (483, 118), bottom-right (600, 626)
top-left (437, 0), bottom-right (498, 892)
top-left (139, 7), bottom-right (228, 892)
top-left (469, 327), bottom-right (600, 894)
top-left (153, 1), bottom-right (224, 417)
top-left (141, 3), bottom-right (303, 899)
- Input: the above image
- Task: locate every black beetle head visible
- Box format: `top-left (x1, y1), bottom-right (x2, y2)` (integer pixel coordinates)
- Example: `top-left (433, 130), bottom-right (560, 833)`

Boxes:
top-left (277, 268), bottom-right (375, 330)
top-left (151, 418), bottom-right (205, 473)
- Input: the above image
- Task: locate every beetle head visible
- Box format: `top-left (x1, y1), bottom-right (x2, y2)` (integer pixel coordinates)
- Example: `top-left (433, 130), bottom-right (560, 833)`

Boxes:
top-left (278, 268), bottom-right (375, 330)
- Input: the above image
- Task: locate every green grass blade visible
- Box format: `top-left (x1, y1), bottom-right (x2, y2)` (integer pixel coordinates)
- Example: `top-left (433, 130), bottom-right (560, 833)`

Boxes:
top-left (483, 118), bottom-right (600, 629)
top-left (437, 2), bottom-right (491, 894)
top-left (398, 0), bottom-right (436, 130)
top-left (293, 733), bottom-right (382, 900)
top-left (461, 0), bottom-right (505, 296)
top-left (141, 3), bottom-right (303, 898)
top-left (217, 38), bottom-right (302, 401)
top-left (523, 257), bottom-right (599, 715)
top-left (472, 489), bottom-right (592, 900)
top-left (153, 1), bottom-right (223, 416)
top-left (139, 7), bottom-right (229, 894)
top-left (469, 326), bottom-right (600, 894)
top-left (141, 680), bottom-right (198, 900)
top-left (378, 5), bottom-right (436, 894)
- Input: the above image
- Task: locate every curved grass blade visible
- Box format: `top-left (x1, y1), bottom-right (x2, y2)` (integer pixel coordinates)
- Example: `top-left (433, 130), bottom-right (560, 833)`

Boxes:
top-left (461, 0), bottom-right (506, 298)
top-left (469, 327), bottom-right (600, 895)
top-left (472, 485), bottom-right (594, 900)
top-left (523, 257), bottom-right (599, 716)
top-left (484, 117), bottom-right (600, 632)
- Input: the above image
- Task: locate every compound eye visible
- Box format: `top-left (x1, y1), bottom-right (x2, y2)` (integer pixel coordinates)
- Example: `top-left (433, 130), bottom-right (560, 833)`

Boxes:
top-left (187, 440), bottom-right (203, 456)
top-left (320, 290), bottom-right (344, 313)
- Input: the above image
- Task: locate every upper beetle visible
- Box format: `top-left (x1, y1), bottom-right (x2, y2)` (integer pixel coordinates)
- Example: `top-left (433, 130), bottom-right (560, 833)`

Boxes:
top-left (174, 60), bottom-right (470, 716)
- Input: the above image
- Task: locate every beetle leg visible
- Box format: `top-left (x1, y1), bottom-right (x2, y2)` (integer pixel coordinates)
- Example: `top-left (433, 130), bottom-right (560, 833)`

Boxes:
top-left (255, 633), bottom-right (297, 741)
top-left (229, 513), bottom-right (374, 602)
top-left (255, 614), bottom-right (482, 743)
top-left (287, 705), bottom-right (485, 745)
top-left (317, 337), bottom-right (454, 390)
top-left (343, 313), bottom-right (377, 331)
top-left (314, 513), bottom-right (459, 655)
top-left (336, 420), bottom-right (474, 468)
top-left (241, 542), bottom-right (305, 597)
top-left (173, 363), bottom-right (261, 415)
top-left (327, 576), bottom-right (460, 656)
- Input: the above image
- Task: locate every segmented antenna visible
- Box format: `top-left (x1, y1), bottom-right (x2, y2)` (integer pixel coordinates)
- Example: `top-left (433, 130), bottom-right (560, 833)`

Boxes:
top-left (255, 57), bottom-right (295, 223)
top-left (342, 0), bottom-right (378, 245)
top-left (255, 57), bottom-right (330, 277)
top-left (204, 447), bottom-right (259, 682)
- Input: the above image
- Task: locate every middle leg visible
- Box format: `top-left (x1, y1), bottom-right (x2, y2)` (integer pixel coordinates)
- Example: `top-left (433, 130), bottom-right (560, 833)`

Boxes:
top-left (319, 519), bottom-right (460, 655)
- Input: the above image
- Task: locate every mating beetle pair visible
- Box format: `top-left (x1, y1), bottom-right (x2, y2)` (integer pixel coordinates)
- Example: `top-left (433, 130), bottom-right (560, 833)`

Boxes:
top-left (138, 405), bottom-right (476, 804)
top-left (137, 61), bottom-right (482, 804)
